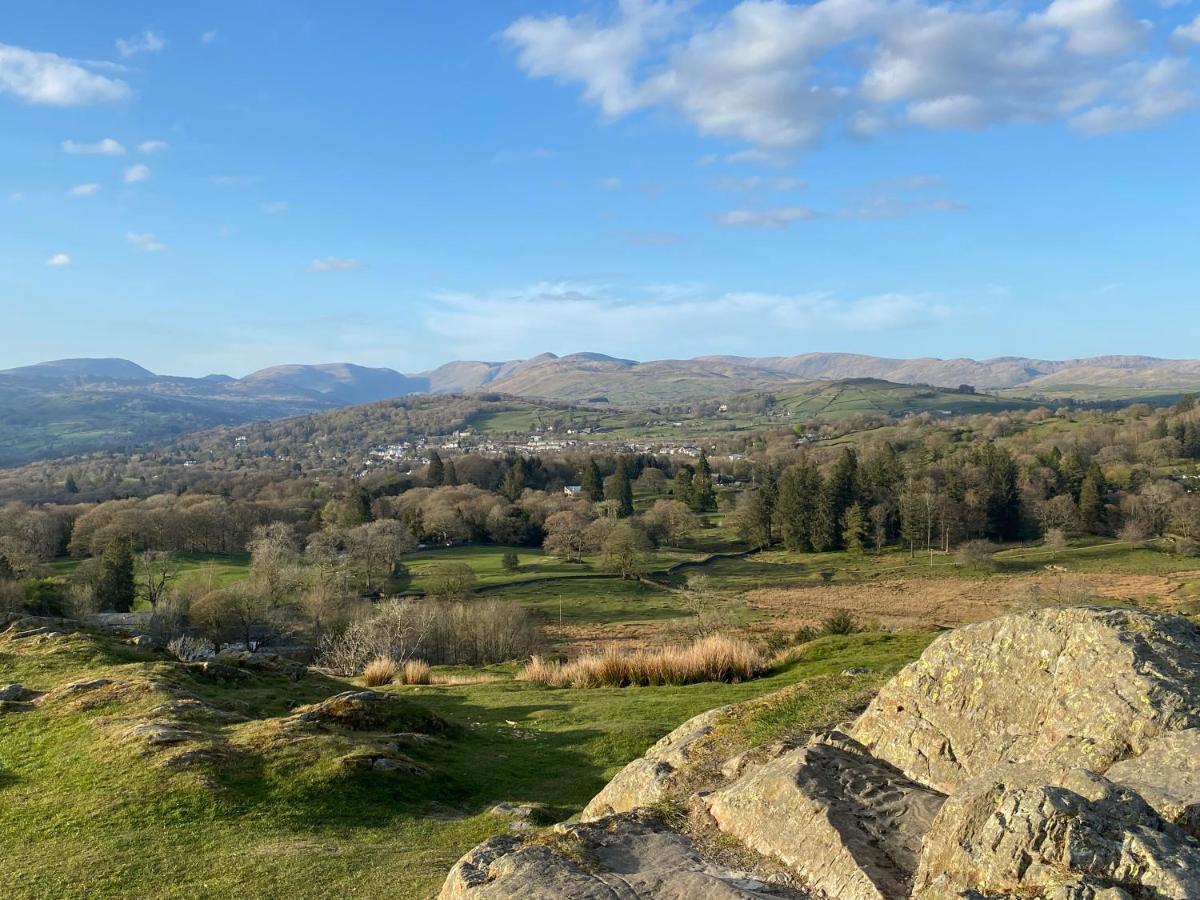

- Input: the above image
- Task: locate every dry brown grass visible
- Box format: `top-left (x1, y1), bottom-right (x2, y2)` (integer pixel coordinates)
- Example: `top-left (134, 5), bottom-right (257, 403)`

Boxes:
top-left (520, 635), bottom-right (763, 688)
top-left (401, 659), bottom-right (432, 685)
top-left (361, 656), bottom-right (397, 687)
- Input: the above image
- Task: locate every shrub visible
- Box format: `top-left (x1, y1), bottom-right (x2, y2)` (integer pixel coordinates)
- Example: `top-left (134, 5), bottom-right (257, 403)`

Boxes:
top-left (820, 609), bottom-right (858, 636)
top-left (363, 656), bottom-right (398, 686)
top-left (318, 598), bottom-right (539, 673)
top-left (955, 539), bottom-right (999, 571)
top-left (501, 552), bottom-right (520, 573)
top-left (794, 625), bottom-right (818, 644)
top-left (167, 634), bottom-right (210, 662)
top-left (0, 578), bottom-right (24, 615)
top-left (401, 659), bottom-right (432, 685)
top-left (22, 578), bottom-right (69, 617)
top-left (519, 635), bottom-right (762, 688)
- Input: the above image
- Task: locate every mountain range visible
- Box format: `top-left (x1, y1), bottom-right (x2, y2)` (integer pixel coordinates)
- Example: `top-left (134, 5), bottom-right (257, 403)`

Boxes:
top-left (3, 352), bottom-right (1200, 467)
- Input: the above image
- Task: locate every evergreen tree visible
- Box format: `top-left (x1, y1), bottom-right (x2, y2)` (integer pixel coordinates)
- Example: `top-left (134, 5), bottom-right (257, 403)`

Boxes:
top-left (1078, 463), bottom-right (1108, 533)
top-left (95, 541), bottom-right (135, 612)
top-left (842, 504), bottom-right (867, 555)
top-left (426, 450), bottom-right (445, 487)
top-left (64, 473), bottom-right (79, 494)
top-left (691, 450), bottom-right (715, 511)
top-left (0, 553), bottom-right (13, 581)
top-left (349, 485), bottom-right (374, 525)
top-left (443, 458), bottom-right (459, 486)
top-left (500, 457), bottom-right (527, 501)
top-left (672, 466), bottom-right (694, 507)
top-left (581, 458), bottom-right (604, 502)
top-left (776, 460), bottom-right (819, 551)
top-left (810, 477), bottom-right (840, 552)
top-left (735, 482), bottom-right (776, 550)
top-left (977, 445), bottom-right (1021, 541)
top-left (607, 456), bottom-right (634, 517)
top-left (899, 486), bottom-right (926, 557)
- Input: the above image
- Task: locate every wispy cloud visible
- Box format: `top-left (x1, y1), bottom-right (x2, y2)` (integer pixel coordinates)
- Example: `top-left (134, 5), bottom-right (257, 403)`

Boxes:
top-left (309, 257), bottom-right (364, 272)
top-left (493, 147), bottom-right (555, 163)
top-left (123, 163), bottom-right (151, 184)
top-left (260, 201), bottom-right (289, 215)
top-left (718, 207), bottom-right (820, 228)
top-left (127, 232), bottom-right (166, 252)
top-left (200, 30), bottom-right (219, 45)
top-left (0, 43), bottom-right (130, 106)
top-left (67, 183), bottom-right (100, 197)
top-left (62, 137), bottom-right (125, 155)
top-left (137, 140), bottom-right (169, 154)
top-left (45, 253), bottom-right (71, 267)
top-left (116, 29), bottom-right (166, 58)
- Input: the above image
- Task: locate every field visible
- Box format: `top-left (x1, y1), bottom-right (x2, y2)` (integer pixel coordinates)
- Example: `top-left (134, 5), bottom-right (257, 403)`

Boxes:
top-left (0, 623), bottom-right (933, 899)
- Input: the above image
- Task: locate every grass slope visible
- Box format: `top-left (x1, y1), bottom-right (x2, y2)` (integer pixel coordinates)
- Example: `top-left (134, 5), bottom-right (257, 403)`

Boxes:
top-left (0, 624), bottom-right (931, 898)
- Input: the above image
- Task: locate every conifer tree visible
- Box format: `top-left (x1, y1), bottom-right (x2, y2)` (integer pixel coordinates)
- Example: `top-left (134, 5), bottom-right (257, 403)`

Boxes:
top-left (426, 450), bottom-right (445, 487)
top-left (1078, 462), bottom-right (1108, 533)
top-left (672, 466), bottom-right (694, 507)
top-left (443, 458), bottom-right (459, 486)
top-left (581, 458), bottom-right (604, 502)
top-left (842, 504), bottom-right (867, 555)
top-left (691, 450), bottom-right (715, 511)
top-left (607, 456), bottom-right (634, 517)
top-left (501, 457), bottom-right (527, 501)
top-left (95, 541), bottom-right (135, 612)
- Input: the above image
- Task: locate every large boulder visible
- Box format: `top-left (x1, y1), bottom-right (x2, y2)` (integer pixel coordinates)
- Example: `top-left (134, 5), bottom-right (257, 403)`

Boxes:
top-left (293, 690), bottom-right (447, 734)
top-left (706, 731), bottom-right (946, 900)
top-left (850, 607), bottom-right (1200, 793)
top-left (581, 706), bottom-right (728, 821)
top-left (913, 765), bottom-right (1200, 899)
top-left (1105, 727), bottom-right (1200, 838)
top-left (439, 814), bottom-right (786, 899)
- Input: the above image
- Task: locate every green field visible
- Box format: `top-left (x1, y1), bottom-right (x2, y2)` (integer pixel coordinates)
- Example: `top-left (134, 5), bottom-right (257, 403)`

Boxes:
top-left (0, 624), bottom-right (934, 899)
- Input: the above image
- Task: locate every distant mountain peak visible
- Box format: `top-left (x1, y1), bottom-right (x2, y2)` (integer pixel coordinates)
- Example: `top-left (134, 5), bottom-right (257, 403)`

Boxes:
top-left (1, 357), bottom-right (156, 381)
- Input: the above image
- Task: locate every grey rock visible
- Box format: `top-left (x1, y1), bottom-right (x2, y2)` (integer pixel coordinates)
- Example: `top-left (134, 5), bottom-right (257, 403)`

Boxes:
top-left (912, 765), bottom-right (1200, 899)
top-left (706, 731), bottom-right (946, 900)
top-left (580, 705), bottom-right (728, 821)
top-left (439, 815), bottom-right (786, 899)
top-left (126, 722), bottom-right (197, 747)
top-left (1106, 727), bottom-right (1200, 837)
top-left (0, 683), bottom-right (28, 702)
top-left (850, 607), bottom-right (1200, 793)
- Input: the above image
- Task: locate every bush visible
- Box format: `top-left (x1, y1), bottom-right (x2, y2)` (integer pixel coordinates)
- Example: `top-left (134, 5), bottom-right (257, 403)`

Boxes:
top-left (519, 635), bottom-right (763, 688)
top-left (22, 579), bottom-right (69, 617)
top-left (167, 634), bottom-right (210, 662)
top-left (794, 625), bottom-right (819, 644)
top-left (402, 659), bottom-right (432, 685)
top-left (501, 552), bottom-right (520, 573)
top-left (820, 609), bottom-right (858, 636)
top-left (0, 579), bottom-right (24, 615)
top-left (363, 656), bottom-right (398, 686)
top-left (318, 598), bottom-right (539, 673)
top-left (955, 539), bottom-right (999, 571)
top-left (1174, 536), bottom-right (1200, 558)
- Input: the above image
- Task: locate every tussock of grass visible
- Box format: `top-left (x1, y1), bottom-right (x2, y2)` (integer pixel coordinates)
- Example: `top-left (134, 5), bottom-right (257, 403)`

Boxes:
top-left (363, 656), bottom-right (397, 686)
top-left (520, 635), bottom-right (763, 688)
top-left (402, 659), bottom-right (431, 685)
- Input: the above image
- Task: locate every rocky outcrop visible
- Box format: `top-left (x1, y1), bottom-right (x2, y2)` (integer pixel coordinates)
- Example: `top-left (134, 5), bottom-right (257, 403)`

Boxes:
top-left (293, 690), bottom-right (448, 734)
top-left (913, 765), bottom-right (1200, 898)
top-left (441, 608), bottom-right (1200, 900)
top-left (439, 814), bottom-right (793, 899)
top-left (1105, 727), bottom-right (1200, 838)
top-left (581, 706), bottom-right (728, 821)
top-left (706, 731), bottom-right (946, 900)
top-left (850, 607), bottom-right (1200, 793)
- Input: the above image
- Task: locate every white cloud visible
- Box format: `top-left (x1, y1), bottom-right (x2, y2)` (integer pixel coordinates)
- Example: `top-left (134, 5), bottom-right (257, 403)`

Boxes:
top-left (309, 257), bottom-right (364, 272)
top-left (710, 175), bottom-right (807, 191)
top-left (201, 30), bottom-right (219, 45)
top-left (61, 137), bottom-right (125, 155)
top-left (138, 140), bottom-right (169, 154)
top-left (1174, 14), bottom-right (1200, 44)
top-left (127, 232), bottom-right (166, 252)
top-left (505, 0), bottom-right (1195, 147)
top-left (718, 206), bottom-right (819, 227)
top-left (260, 201), bottom-right (289, 214)
top-left (0, 43), bottom-right (130, 106)
top-left (426, 280), bottom-right (951, 359)
top-left (46, 253), bottom-right (71, 267)
top-left (123, 163), bottom-right (151, 184)
top-left (1069, 58), bottom-right (1197, 133)
top-left (67, 183), bottom-right (101, 196)
top-left (116, 30), bottom-right (166, 58)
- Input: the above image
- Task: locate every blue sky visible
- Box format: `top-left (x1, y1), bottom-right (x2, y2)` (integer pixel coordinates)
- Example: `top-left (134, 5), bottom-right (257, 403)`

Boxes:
top-left (2, 0), bottom-right (1198, 376)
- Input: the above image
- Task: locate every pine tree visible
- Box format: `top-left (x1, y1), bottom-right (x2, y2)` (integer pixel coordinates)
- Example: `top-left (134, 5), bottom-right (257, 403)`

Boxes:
top-left (607, 456), bottom-right (634, 517)
top-left (444, 458), bottom-right (459, 486)
top-left (672, 467), bottom-right (694, 507)
top-left (95, 541), bottom-right (135, 612)
top-left (1078, 463), bottom-right (1107, 533)
top-left (64, 473), bottom-right (79, 494)
top-left (501, 457), bottom-right (527, 501)
top-left (691, 450), bottom-right (715, 511)
top-left (581, 458), bottom-right (604, 502)
top-left (810, 476), bottom-right (839, 552)
top-left (426, 450), bottom-right (445, 486)
top-left (842, 504), bottom-right (867, 555)
top-left (777, 460), bottom-right (819, 551)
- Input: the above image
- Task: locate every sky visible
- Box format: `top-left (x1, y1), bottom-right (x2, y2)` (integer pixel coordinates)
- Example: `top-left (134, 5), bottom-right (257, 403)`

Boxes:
top-left (2, 0), bottom-right (1199, 377)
